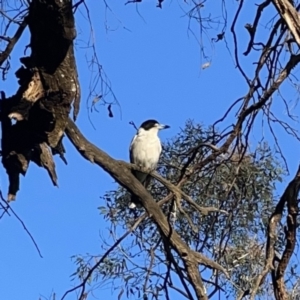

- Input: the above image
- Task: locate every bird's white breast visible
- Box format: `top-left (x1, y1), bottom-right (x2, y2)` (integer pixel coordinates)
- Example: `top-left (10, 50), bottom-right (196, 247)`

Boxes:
top-left (130, 131), bottom-right (162, 170)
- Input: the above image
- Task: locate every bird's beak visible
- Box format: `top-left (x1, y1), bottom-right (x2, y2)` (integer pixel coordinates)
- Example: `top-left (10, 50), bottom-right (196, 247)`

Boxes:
top-left (158, 124), bottom-right (170, 130)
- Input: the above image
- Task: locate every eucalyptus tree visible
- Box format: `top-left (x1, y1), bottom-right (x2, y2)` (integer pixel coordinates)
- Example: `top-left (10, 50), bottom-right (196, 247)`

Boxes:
top-left (1, 0), bottom-right (300, 299)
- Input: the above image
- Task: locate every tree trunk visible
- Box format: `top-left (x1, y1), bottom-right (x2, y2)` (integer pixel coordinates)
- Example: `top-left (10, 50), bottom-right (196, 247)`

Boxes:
top-left (1, 0), bottom-right (80, 200)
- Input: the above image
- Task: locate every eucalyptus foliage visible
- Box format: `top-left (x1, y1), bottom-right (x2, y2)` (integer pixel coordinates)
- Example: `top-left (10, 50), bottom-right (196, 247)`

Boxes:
top-left (73, 120), bottom-right (285, 299)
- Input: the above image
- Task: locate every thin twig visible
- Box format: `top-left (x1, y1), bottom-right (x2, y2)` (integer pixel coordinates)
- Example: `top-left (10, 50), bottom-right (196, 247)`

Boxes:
top-left (0, 19), bottom-right (27, 67)
top-left (0, 191), bottom-right (43, 258)
top-left (61, 215), bottom-right (144, 300)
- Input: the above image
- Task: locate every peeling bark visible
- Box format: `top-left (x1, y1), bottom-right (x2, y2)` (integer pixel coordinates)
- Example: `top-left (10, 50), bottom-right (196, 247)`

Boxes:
top-left (0, 0), bottom-right (80, 200)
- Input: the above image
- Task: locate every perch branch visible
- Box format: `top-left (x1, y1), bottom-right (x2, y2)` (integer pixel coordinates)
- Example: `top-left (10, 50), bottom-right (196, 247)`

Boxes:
top-left (65, 117), bottom-right (230, 300)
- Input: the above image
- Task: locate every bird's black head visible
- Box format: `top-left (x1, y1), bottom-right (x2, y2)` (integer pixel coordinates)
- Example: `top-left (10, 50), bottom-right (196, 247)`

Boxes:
top-left (140, 119), bottom-right (170, 131)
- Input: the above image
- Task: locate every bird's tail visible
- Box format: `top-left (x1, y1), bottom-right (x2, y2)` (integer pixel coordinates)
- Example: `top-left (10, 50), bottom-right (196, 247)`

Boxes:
top-left (128, 173), bottom-right (151, 209)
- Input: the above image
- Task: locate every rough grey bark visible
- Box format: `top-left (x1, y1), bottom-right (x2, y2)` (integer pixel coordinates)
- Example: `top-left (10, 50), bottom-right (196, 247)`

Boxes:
top-left (1, 0), bottom-right (80, 200)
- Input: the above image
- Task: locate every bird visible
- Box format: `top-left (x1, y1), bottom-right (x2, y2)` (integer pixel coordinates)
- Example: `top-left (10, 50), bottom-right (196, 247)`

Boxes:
top-left (129, 119), bottom-right (170, 208)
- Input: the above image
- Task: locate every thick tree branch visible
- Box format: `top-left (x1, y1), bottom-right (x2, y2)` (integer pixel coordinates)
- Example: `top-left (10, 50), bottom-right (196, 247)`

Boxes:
top-left (1, 0), bottom-right (80, 200)
top-left (65, 117), bottom-right (230, 299)
top-left (271, 0), bottom-right (300, 46)
top-left (250, 165), bottom-right (300, 299)
top-left (123, 163), bottom-right (228, 216)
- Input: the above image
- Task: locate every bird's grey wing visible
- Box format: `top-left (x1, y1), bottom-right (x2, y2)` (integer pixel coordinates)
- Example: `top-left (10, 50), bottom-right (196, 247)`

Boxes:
top-left (141, 138), bottom-right (161, 187)
top-left (129, 135), bottom-right (148, 184)
top-left (129, 134), bottom-right (137, 163)
top-left (129, 134), bottom-right (141, 208)
top-left (142, 139), bottom-right (161, 187)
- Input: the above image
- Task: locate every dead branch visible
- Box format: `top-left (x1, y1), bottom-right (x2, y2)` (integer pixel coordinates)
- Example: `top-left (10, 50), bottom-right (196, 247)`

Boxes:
top-left (272, 0), bottom-right (300, 46)
top-left (1, 0), bottom-right (80, 200)
top-left (191, 53), bottom-right (300, 176)
top-left (249, 165), bottom-right (300, 299)
top-left (243, 0), bottom-right (271, 56)
top-left (0, 19), bottom-right (27, 67)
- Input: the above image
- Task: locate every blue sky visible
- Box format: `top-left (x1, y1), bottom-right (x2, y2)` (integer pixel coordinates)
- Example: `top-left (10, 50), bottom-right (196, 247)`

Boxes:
top-left (0, 1), bottom-right (299, 299)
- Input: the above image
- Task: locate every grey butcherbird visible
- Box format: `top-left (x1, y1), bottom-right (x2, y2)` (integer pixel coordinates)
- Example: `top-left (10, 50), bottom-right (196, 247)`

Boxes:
top-left (129, 119), bottom-right (170, 208)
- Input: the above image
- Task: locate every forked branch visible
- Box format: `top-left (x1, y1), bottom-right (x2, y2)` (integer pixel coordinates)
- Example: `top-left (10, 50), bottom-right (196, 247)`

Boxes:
top-left (65, 117), bottom-right (229, 300)
top-left (250, 165), bottom-right (300, 299)
top-left (0, 20), bottom-right (27, 67)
